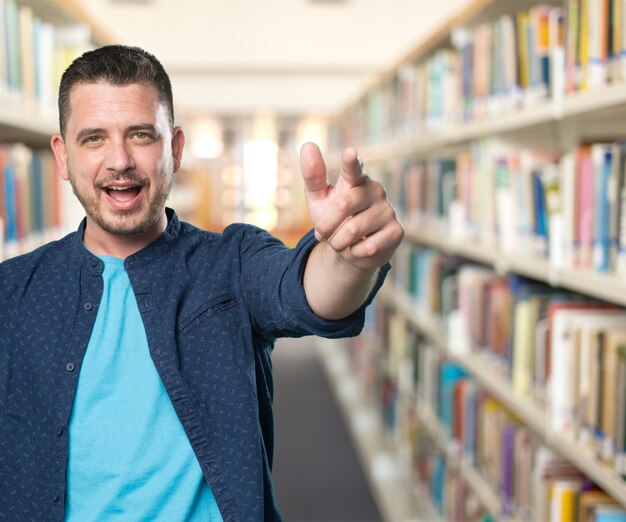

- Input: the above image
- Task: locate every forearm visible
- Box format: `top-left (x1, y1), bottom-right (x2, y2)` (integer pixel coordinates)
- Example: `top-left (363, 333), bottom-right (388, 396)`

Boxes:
top-left (303, 241), bottom-right (379, 320)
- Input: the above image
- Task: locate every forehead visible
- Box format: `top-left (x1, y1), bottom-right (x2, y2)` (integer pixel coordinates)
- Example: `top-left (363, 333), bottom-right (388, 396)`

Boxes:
top-left (67, 81), bottom-right (164, 129)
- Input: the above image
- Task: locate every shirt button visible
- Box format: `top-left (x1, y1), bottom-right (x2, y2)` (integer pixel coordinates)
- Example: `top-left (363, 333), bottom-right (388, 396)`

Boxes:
top-left (56, 427), bottom-right (65, 437)
top-left (65, 363), bottom-right (75, 372)
top-left (83, 302), bottom-right (93, 311)
top-left (52, 493), bottom-right (60, 503)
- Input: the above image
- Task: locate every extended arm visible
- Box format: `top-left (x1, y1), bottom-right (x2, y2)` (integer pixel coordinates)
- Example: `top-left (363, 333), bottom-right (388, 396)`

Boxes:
top-left (300, 143), bottom-right (404, 320)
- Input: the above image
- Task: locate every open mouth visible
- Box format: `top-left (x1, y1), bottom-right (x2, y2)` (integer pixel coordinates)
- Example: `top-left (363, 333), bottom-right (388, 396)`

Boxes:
top-left (105, 185), bottom-right (142, 202)
top-left (102, 183), bottom-right (144, 210)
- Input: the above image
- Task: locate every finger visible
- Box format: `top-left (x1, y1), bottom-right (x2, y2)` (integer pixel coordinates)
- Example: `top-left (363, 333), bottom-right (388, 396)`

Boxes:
top-left (327, 201), bottom-right (397, 253)
top-left (339, 147), bottom-right (366, 189)
top-left (347, 220), bottom-right (404, 263)
top-left (314, 182), bottom-right (377, 241)
top-left (300, 142), bottom-right (329, 202)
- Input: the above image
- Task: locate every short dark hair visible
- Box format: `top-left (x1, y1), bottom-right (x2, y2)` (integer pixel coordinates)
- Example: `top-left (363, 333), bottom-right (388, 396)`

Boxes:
top-left (58, 45), bottom-right (174, 136)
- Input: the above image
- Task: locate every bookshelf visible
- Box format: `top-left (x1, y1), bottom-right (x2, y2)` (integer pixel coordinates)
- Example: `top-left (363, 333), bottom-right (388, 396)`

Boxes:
top-left (329, 0), bottom-right (626, 520)
top-left (0, 0), bottom-right (115, 261)
top-left (0, 0), bottom-right (203, 262)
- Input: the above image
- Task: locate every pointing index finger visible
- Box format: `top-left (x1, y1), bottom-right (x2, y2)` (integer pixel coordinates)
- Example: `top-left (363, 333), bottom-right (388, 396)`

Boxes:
top-left (340, 147), bottom-right (366, 188)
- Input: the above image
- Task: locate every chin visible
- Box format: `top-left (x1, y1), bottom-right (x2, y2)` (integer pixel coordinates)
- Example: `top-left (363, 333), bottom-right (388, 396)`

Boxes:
top-left (95, 208), bottom-right (162, 237)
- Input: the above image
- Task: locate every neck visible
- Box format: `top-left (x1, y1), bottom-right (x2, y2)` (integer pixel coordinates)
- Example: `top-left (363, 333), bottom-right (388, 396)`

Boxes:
top-left (82, 212), bottom-right (168, 259)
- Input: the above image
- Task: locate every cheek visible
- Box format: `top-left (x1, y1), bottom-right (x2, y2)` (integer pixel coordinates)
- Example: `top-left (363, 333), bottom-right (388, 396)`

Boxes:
top-left (146, 149), bottom-right (173, 178)
top-left (67, 155), bottom-right (101, 186)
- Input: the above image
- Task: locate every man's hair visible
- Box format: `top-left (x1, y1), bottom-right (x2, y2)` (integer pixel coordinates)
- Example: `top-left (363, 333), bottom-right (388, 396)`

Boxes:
top-left (58, 44), bottom-right (174, 136)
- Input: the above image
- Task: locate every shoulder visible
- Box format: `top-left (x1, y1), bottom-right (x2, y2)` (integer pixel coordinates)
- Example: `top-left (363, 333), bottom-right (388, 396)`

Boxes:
top-left (221, 223), bottom-right (287, 253)
top-left (0, 233), bottom-right (75, 299)
top-left (177, 220), bottom-right (286, 254)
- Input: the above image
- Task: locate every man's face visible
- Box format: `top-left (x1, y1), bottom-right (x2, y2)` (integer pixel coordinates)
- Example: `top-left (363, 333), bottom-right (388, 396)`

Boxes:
top-left (51, 81), bottom-right (184, 238)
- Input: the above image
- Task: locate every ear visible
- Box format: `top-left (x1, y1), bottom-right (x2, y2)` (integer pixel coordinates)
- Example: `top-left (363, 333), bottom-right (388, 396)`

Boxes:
top-left (50, 133), bottom-right (70, 181)
top-left (171, 126), bottom-right (185, 173)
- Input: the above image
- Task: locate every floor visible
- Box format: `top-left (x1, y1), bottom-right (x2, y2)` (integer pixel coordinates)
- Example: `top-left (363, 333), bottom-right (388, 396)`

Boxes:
top-left (271, 336), bottom-right (383, 522)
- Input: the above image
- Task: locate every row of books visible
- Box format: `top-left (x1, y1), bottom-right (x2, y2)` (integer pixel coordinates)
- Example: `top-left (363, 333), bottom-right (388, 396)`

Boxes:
top-left (0, 143), bottom-right (69, 260)
top-left (369, 302), bottom-right (626, 521)
top-left (380, 137), bottom-right (626, 276)
top-left (392, 242), bottom-right (626, 479)
top-left (0, 0), bottom-right (93, 112)
top-left (339, 1), bottom-right (626, 146)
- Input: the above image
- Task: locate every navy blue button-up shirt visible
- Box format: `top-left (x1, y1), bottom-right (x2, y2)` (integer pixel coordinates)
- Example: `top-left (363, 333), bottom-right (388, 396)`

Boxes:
top-left (0, 209), bottom-right (388, 521)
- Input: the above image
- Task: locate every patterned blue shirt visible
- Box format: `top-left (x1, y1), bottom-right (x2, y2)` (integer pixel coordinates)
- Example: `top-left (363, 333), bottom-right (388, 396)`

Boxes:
top-left (0, 209), bottom-right (389, 522)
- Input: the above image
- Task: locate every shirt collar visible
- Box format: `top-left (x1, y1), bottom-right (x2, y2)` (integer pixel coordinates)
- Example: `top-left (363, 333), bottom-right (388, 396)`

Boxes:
top-left (71, 208), bottom-right (181, 273)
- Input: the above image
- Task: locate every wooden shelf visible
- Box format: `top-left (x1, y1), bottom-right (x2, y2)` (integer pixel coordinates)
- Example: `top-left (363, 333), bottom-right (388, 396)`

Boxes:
top-left (316, 337), bottom-right (425, 522)
top-left (0, 0), bottom-right (115, 148)
top-left (416, 398), bottom-right (514, 521)
top-left (404, 222), bottom-right (626, 307)
top-left (337, 0), bottom-right (626, 518)
top-left (382, 285), bottom-right (626, 510)
top-left (0, 96), bottom-right (57, 146)
top-left (319, 314), bottom-right (530, 521)
top-left (346, 81), bottom-right (626, 165)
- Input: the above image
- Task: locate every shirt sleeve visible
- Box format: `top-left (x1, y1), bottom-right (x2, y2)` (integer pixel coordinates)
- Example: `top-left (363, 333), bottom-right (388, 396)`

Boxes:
top-left (234, 224), bottom-right (390, 339)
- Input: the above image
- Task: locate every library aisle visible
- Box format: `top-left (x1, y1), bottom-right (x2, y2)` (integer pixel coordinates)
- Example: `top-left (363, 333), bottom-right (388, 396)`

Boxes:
top-left (272, 336), bottom-right (382, 522)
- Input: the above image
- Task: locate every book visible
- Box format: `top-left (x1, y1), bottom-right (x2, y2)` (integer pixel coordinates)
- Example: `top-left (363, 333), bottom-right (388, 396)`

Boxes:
top-left (550, 479), bottom-right (582, 522)
top-left (18, 5), bottom-right (34, 101)
top-left (549, 309), bottom-right (626, 436)
top-left (3, 0), bottom-right (21, 93)
top-left (595, 508), bottom-right (626, 522)
top-left (549, 6), bottom-right (565, 101)
top-left (578, 0), bottom-right (591, 91)
top-left (579, 490), bottom-right (622, 522)
top-left (439, 362), bottom-right (469, 439)
top-left (577, 144), bottom-right (595, 268)
top-left (574, 313), bottom-right (626, 450)
top-left (616, 343), bottom-right (626, 476)
top-left (592, 143), bottom-right (613, 272)
top-left (588, 0), bottom-right (610, 87)
top-left (0, 0), bottom-right (6, 95)
top-left (597, 330), bottom-right (626, 464)
top-left (566, 0), bottom-right (581, 93)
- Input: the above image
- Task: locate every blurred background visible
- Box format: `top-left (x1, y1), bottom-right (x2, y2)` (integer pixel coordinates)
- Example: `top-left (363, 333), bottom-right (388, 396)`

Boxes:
top-left (0, 1), bottom-right (477, 520)
top-left (8, 1), bottom-right (626, 521)
top-left (0, 0), bottom-right (472, 247)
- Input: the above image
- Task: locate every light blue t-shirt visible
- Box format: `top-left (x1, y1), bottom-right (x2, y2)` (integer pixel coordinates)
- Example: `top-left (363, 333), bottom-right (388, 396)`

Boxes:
top-left (66, 255), bottom-right (223, 521)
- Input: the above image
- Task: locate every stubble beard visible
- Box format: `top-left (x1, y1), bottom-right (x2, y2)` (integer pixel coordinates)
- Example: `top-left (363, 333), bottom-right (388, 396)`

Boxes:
top-left (68, 170), bottom-right (173, 237)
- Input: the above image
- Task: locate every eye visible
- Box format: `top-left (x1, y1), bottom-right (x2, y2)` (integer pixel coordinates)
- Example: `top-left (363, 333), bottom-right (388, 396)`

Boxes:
top-left (83, 135), bottom-right (102, 144)
top-left (133, 131), bottom-right (154, 142)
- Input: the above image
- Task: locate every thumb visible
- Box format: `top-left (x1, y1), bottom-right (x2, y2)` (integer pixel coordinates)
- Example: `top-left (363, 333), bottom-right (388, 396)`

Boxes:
top-left (338, 147), bottom-right (366, 189)
top-left (300, 142), bottom-right (329, 202)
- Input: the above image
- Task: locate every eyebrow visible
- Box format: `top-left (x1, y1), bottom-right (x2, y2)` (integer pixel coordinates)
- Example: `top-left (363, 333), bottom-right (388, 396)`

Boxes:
top-left (127, 124), bottom-right (161, 138)
top-left (75, 127), bottom-right (106, 143)
top-left (74, 124), bottom-right (162, 143)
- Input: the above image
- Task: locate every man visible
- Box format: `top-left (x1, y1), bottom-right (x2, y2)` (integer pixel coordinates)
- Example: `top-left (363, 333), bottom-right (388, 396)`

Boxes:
top-left (0, 45), bottom-right (403, 521)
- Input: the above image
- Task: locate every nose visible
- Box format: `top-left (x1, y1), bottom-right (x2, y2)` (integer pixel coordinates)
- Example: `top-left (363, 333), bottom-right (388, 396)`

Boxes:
top-left (104, 138), bottom-right (135, 173)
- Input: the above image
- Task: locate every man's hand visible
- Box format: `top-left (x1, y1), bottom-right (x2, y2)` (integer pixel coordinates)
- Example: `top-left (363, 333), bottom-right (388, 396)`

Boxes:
top-left (300, 142), bottom-right (404, 320)
top-left (300, 142), bottom-right (404, 271)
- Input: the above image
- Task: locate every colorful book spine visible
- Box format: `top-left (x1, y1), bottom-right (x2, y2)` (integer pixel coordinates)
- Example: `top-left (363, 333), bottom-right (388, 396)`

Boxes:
top-left (0, 144), bottom-right (66, 260)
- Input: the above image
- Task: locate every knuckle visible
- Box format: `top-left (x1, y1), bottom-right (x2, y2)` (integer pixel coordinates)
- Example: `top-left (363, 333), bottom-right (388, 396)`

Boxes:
top-left (336, 193), bottom-right (352, 212)
top-left (392, 223), bottom-right (405, 243)
top-left (373, 182), bottom-right (387, 200)
top-left (315, 220), bottom-right (333, 239)
top-left (345, 219), bottom-right (361, 238)
top-left (383, 205), bottom-right (396, 221)
top-left (362, 241), bottom-right (379, 257)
